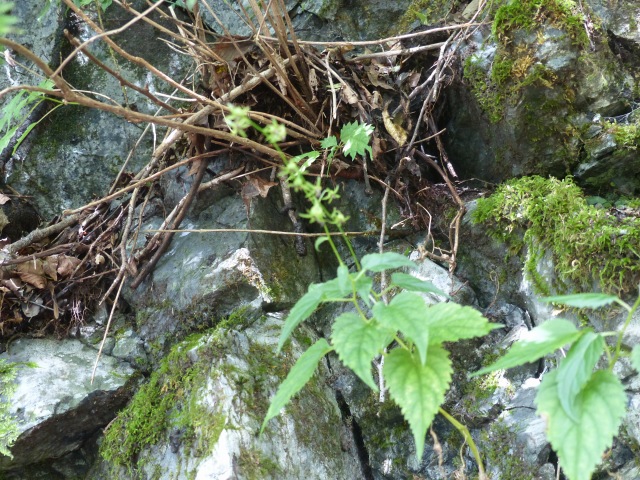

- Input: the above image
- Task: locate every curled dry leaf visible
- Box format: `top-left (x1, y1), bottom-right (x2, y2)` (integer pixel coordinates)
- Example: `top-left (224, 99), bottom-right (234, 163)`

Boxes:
top-left (43, 256), bottom-right (59, 281)
top-left (382, 104), bottom-right (408, 146)
top-left (94, 253), bottom-right (105, 265)
top-left (0, 193), bottom-right (11, 205)
top-left (57, 255), bottom-right (82, 277)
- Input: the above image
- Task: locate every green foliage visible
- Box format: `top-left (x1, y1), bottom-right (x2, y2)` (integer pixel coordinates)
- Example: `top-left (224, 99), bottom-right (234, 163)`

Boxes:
top-left (0, 360), bottom-right (19, 458)
top-left (0, 79), bottom-right (63, 155)
top-left (475, 292), bottom-right (640, 480)
top-left (260, 338), bottom-right (333, 433)
top-left (472, 175), bottom-right (640, 294)
top-left (606, 120), bottom-right (640, 149)
top-left (224, 109), bottom-right (501, 469)
top-left (0, 2), bottom-right (19, 35)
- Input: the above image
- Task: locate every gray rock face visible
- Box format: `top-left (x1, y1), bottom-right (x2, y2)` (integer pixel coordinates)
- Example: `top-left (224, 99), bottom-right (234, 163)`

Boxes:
top-left (0, 338), bottom-right (138, 472)
top-left (89, 315), bottom-right (364, 480)
top-left (442, 7), bottom-right (637, 192)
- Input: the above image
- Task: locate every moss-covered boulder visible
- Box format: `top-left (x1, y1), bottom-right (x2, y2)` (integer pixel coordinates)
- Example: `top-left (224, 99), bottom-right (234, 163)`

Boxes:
top-left (442, 0), bottom-right (638, 193)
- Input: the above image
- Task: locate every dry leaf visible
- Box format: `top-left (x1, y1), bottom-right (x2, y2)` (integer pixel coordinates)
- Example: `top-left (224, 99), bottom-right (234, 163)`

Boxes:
top-left (382, 104), bottom-right (408, 146)
top-left (22, 296), bottom-right (42, 318)
top-left (94, 253), bottom-right (105, 265)
top-left (309, 68), bottom-right (319, 102)
top-left (0, 193), bottom-right (11, 205)
top-left (17, 260), bottom-right (47, 288)
top-left (57, 255), bottom-right (82, 277)
top-left (43, 256), bottom-right (59, 281)
top-left (241, 176), bottom-right (278, 214)
top-left (341, 84), bottom-right (359, 105)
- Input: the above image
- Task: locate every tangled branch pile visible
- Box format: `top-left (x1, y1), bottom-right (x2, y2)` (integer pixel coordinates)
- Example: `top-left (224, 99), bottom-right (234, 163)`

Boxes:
top-left (0, 0), bottom-right (485, 337)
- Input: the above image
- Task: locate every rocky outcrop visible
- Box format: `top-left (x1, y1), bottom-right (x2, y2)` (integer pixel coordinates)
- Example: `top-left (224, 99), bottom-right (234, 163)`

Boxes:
top-left (0, 338), bottom-right (139, 478)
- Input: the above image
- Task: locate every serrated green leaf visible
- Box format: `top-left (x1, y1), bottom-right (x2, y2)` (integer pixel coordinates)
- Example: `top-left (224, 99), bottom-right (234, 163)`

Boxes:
top-left (472, 319), bottom-right (581, 377)
top-left (337, 265), bottom-right (350, 295)
top-left (631, 345), bottom-right (640, 373)
top-left (536, 369), bottom-right (626, 480)
top-left (422, 303), bottom-right (501, 344)
top-left (373, 291), bottom-right (430, 365)
top-left (340, 121), bottom-right (374, 161)
top-left (261, 338), bottom-right (333, 434)
top-left (354, 274), bottom-right (373, 307)
top-left (361, 252), bottom-right (416, 272)
top-left (278, 277), bottom-right (355, 350)
top-left (331, 313), bottom-right (394, 390)
top-left (390, 272), bottom-right (450, 298)
top-left (556, 331), bottom-right (604, 422)
top-left (277, 287), bottom-right (324, 351)
top-left (384, 345), bottom-right (452, 460)
top-left (321, 135), bottom-right (338, 149)
top-left (542, 293), bottom-right (619, 309)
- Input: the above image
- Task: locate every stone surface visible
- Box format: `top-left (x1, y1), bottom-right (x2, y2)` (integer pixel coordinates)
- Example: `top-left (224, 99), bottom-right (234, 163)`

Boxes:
top-left (89, 315), bottom-right (364, 480)
top-left (0, 338), bottom-right (138, 472)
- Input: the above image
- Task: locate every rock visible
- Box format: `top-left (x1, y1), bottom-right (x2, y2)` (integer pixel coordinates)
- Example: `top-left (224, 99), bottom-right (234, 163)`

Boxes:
top-left (6, 0), bottom-right (194, 219)
top-left (0, 338), bottom-right (139, 474)
top-left (442, 5), bottom-right (636, 192)
top-left (89, 314), bottom-right (364, 479)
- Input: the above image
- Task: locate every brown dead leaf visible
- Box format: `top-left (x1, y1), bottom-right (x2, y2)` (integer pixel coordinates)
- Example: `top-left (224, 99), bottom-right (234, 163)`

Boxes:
top-left (341, 83), bottom-right (359, 105)
top-left (17, 260), bottom-right (47, 289)
top-left (22, 295), bottom-right (42, 318)
top-left (43, 256), bottom-right (59, 281)
top-left (309, 68), bottom-right (319, 102)
top-left (382, 103), bottom-right (408, 146)
top-left (241, 176), bottom-right (278, 214)
top-left (0, 193), bottom-right (11, 205)
top-left (57, 255), bottom-right (82, 277)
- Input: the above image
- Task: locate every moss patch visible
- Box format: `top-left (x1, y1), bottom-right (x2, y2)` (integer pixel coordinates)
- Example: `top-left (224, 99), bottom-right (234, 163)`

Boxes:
top-left (472, 175), bottom-right (640, 294)
top-left (480, 420), bottom-right (535, 480)
top-left (99, 325), bottom-right (229, 472)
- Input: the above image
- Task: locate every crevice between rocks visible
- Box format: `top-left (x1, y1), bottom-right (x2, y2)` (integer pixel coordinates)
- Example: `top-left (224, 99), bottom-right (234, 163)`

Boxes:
top-left (334, 389), bottom-right (374, 480)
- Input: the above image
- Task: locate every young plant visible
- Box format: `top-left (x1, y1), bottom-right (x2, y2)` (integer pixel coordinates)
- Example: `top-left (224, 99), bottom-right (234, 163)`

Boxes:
top-left (224, 106), bottom-right (501, 473)
top-left (473, 292), bottom-right (640, 480)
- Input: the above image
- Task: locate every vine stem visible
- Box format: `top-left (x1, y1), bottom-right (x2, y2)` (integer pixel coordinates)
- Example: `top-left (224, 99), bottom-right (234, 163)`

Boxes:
top-left (438, 408), bottom-right (487, 480)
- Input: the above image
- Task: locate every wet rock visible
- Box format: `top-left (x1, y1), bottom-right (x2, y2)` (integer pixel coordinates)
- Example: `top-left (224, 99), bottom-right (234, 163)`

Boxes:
top-left (0, 338), bottom-right (139, 474)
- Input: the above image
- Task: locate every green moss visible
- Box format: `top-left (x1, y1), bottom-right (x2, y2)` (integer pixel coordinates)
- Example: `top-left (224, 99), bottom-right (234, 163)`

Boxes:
top-left (473, 175), bottom-right (640, 294)
top-left (99, 314), bottom-right (242, 472)
top-left (493, 0), bottom-right (588, 46)
top-left (480, 420), bottom-right (535, 480)
top-left (394, 0), bottom-right (453, 34)
top-left (237, 447), bottom-right (283, 480)
top-left (0, 360), bottom-right (20, 458)
top-left (607, 120), bottom-right (640, 149)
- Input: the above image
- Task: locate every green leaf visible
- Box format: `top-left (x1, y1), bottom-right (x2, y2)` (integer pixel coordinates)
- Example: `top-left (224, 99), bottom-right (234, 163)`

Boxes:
top-left (422, 303), bottom-right (501, 344)
top-left (278, 276), bottom-right (356, 350)
top-left (314, 236), bottom-right (329, 251)
top-left (373, 291), bottom-right (430, 365)
top-left (340, 121), bottom-right (374, 161)
top-left (353, 274), bottom-right (373, 307)
top-left (277, 287), bottom-right (323, 351)
top-left (337, 265), bottom-right (350, 296)
top-left (0, 2), bottom-right (18, 35)
top-left (631, 345), bottom-right (640, 373)
top-left (320, 135), bottom-right (338, 149)
top-left (472, 319), bottom-right (581, 377)
top-left (331, 313), bottom-right (394, 390)
top-left (261, 338), bottom-right (333, 434)
top-left (390, 272), bottom-right (450, 298)
top-left (556, 331), bottom-right (604, 422)
top-left (536, 369), bottom-right (626, 480)
top-left (361, 252), bottom-right (416, 272)
top-left (383, 345), bottom-right (452, 460)
top-left (542, 293), bottom-right (619, 309)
